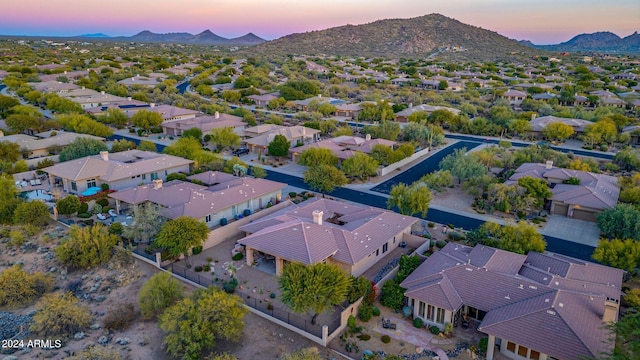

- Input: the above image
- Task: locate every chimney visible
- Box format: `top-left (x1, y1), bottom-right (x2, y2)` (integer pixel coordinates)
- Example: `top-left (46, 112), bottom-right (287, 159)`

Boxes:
top-left (99, 151), bottom-right (109, 162)
top-left (215, 111), bottom-right (220, 119)
top-left (101, 91), bottom-right (105, 95)
top-left (318, 94), bottom-right (322, 98)
top-left (531, 113), bottom-right (537, 120)
top-left (365, 134), bottom-right (371, 141)
top-left (127, 97), bottom-right (132, 101)
top-left (545, 160), bottom-right (553, 170)
top-left (152, 179), bottom-right (163, 190)
top-left (150, 103), bottom-right (155, 108)
top-left (603, 299), bottom-right (619, 323)
top-left (312, 210), bottom-right (323, 225)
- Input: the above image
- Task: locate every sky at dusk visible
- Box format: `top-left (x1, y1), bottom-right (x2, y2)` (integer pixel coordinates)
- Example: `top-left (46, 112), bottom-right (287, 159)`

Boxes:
top-left (0, 0), bottom-right (638, 44)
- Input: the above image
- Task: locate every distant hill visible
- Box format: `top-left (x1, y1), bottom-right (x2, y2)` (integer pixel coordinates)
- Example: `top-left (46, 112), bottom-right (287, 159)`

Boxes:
top-left (246, 13), bottom-right (542, 61)
top-left (77, 33), bottom-right (110, 38)
top-left (522, 31), bottom-right (640, 53)
top-left (99, 30), bottom-right (266, 46)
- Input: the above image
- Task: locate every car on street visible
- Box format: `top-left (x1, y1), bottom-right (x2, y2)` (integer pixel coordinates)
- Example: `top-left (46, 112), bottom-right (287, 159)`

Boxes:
top-left (232, 147), bottom-right (250, 156)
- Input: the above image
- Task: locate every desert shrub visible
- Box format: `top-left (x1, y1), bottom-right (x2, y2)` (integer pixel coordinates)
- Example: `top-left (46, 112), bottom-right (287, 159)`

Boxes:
top-left (96, 198), bottom-right (109, 207)
top-left (79, 202), bottom-right (89, 214)
top-left (357, 334), bottom-right (371, 341)
top-left (195, 266), bottom-right (203, 272)
top-left (21, 224), bottom-right (40, 236)
top-left (92, 204), bottom-right (102, 215)
top-left (192, 245), bottom-right (203, 255)
top-left (358, 302), bottom-right (374, 322)
top-left (56, 225), bottom-right (119, 269)
top-left (8, 229), bottom-right (27, 247)
top-left (139, 272), bottom-right (184, 320)
top-left (0, 265), bottom-right (54, 308)
top-left (288, 192), bottom-right (297, 198)
top-left (413, 317), bottom-right (424, 328)
top-left (436, 240), bottom-right (447, 248)
top-left (428, 222), bottom-right (435, 228)
top-left (77, 212), bottom-right (92, 218)
top-left (108, 222), bottom-right (123, 235)
top-left (444, 322), bottom-right (453, 335)
top-left (232, 252), bottom-right (243, 261)
top-left (103, 302), bottom-right (136, 330)
top-left (203, 264), bottom-right (211, 272)
top-left (31, 292), bottom-right (92, 337)
top-left (429, 325), bottom-right (440, 335)
top-left (381, 335), bottom-right (391, 344)
top-left (66, 345), bottom-right (121, 360)
top-left (65, 278), bottom-right (84, 296)
top-left (347, 315), bottom-right (357, 330)
top-left (223, 277), bottom-right (238, 293)
top-left (625, 288), bottom-right (640, 308)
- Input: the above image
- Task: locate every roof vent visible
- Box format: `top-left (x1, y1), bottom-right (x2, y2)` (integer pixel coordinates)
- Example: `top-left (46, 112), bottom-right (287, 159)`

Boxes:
top-left (547, 310), bottom-right (556, 315)
top-left (505, 294), bottom-right (510, 300)
top-left (529, 285), bottom-right (537, 290)
top-left (545, 298), bottom-right (550, 303)
top-left (558, 303), bottom-right (564, 308)
top-left (518, 284), bottom-right (524, 289)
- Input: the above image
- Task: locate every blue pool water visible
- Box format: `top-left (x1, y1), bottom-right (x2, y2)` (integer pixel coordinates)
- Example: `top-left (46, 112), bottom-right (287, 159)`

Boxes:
top-left (20, 189), bottom-right (53, 201)
top-left (81, 187), bottom-right (102, 196)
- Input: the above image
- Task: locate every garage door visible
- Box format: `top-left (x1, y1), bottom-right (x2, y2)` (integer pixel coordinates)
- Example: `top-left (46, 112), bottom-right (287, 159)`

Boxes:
top-left (572, 209), bottom-right (597, 222)
top-left (552, 203), bottom-right (568, 216)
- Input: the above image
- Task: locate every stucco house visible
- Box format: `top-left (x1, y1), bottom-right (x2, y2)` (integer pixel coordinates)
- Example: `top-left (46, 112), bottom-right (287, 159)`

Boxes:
top-left (42, 150), bottom-right (192, 195)
top-left (108, 171), bottom-right (285, 226)
top-left (161, 112), bottom-right (245, 137)
top-left (237, 198), bottom-right (419, 276)
top-left (290, 134), bottom-right (396, 163)
top-left (402, 242), bottom-right (623, 360)
top-left (0, 131), bottom-right (105, 159)
top-left (528, 115), bottom-right (593, 137)
top-left (506, 162), bottom-right (620, 222)
top-left (394, 104), bottom-right (461, 123)
top-left (243, 125), bottom-right (320, 154)
top-left (500, 89), bottom-right (527, 106)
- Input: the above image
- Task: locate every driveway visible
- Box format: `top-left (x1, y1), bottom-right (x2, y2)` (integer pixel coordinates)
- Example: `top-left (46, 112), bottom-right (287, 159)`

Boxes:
top-left (370, 141), bottom-right (481, 194)
top-left (540, 215), bottom-right (601, 247)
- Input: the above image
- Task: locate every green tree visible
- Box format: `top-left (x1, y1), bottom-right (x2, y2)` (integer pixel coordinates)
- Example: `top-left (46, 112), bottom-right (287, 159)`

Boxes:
top-left (396, 254), bottom-right (423, 282)
top-left (542, 122), bottom-right (574, 142)
top-left (0, 175), bottom-right (21, 224)
top-left (613, 147), bottom-right (640, 172)
top-left (408, 110), bottom-right (428, 124)
top-left (517, 176), bottom-right (552, 207)
top-left (138, 140), bottom-right (158, 152)
top-left (438, 80), bottom-right (449, 90)
top-left (122, 203), bottom-right (164, 244)
top-left (297, 147), bottom-right (338, 167)
top-left (592, 238), bottom-right (640, 273)
top-left (182, 127), bottom-right (203, 141)
top-left (31, 292), bottom-right (92, 338)
top-left (401, 123), bottom-right (444, 147)
top-left (154, 216), bottom-right (209, 267)
top-left (208, 127), bottom-right (241, 151)
top-left (420, 170), bottom-right (454, 192)
top-left (0, 94), bottom-right (19, 116)
top-left (13, 200), bottom-right (50, 226)
top-left (57, 113), bottom-right (113, 137)
top-left (387, 183), bottom-right (432, 218)
top-left (482, 221), bottom-right (546, 254)
top-left (59, 137), bottom-right (108, 162)
top-left (603, 311), bottom-right (640, 360)
top-left (303, 164), bottom-right (348, 197)
top-left (56, 224), bottom-right (119, 269)
top-left (347, 276), bottom-right (372, 304)
top-left (131, 110), bottom-right (163, 133)
top-left (584, 119), bottom-right (617, 146)
top-left (100, 108), bottom-right (129, 126)
top-left (159, 287), bottom-right (247, 360)
top-left (439, 148), bottom-right (487, 183)
top-left (279, 262), bottom-right (350, 324)
top-left (268, 134), bottom-right (291, 157)
top-left (163, 137), bottom-right (204, 160)
top-left (341, 153), bottom-right (379, 181)
top-left (380, 279), bottom-right (405, 310)
top-left (427, 110), bottom-right (457, 127)
top-left (139, 272), bottom-right (184, 320)
top-left (56, 195), bottom-right (81, 217)
top-left (250, 166), bottom-right (266, 178)
top-left (0, 265), bottom-right (53, 308)
top-left (110, 139), bottom-right (137, 152)
top-left (363, 120), bottom-right (400, 141)
top-left (597, 204), bottom-right (640, 241)
top-left (0, 141), bottom-right (21, 163)
top-left (332, 125), bottom-right (353, 137)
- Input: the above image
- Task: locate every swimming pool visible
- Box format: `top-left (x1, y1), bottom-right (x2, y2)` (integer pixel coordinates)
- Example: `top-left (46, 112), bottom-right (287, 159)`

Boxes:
top-left (81, 186), bottom-right (102, 196)
top-left (20, 189), bottom-right (53, 201)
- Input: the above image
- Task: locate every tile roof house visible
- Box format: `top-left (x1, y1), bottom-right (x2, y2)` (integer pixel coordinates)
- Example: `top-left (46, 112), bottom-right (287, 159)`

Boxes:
top-left (500, 89), bottom-right (528, 106)
top-left (161, 112), bottom-right (245, 137)
top-left (237, 198), bottom-right (419, 276)
top-left (42, 150), bottom-right (193, 195)
top-left (528, 115), bottom-right (593, 134)
top-left (293, 95), bottom-right (346, 112)
top-left (402, 242), bottom-right (623, 360)
top-left (0, 131), bottom-right (105, 159)
top-left (29, 81), bottom-right (80, 93)
top-left (243, 125), bottom-right (320, 154)
top-left (505, 162), bottom-right (620, 222)
top-left (59, 88), bottom-right (129, 109)
top-left (108, 171), bottom-right (285, 226)
top-left (290, 134), bottom-right (396, 162)
top-left (247, 92), bottom-right (281, 107)
top-left (394, 104), bottom-right (461, 123)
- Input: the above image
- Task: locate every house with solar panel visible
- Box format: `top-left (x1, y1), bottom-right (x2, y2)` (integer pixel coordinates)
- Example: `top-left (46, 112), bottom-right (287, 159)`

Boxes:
top-left (401, 242), bottom-right (623, 360)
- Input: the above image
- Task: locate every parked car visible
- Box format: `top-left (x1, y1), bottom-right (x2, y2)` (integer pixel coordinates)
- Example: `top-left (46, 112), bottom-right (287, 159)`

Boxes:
top-left (232, 147), bottom-right (250, 156)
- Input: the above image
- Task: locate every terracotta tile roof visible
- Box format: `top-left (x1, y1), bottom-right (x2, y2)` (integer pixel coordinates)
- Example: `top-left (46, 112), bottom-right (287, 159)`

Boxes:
top-left (529, 115), bottom-right (592, 133)
top-left (0, 132), bottom-right (104, 152)
top-left (403, 243), bottom-right (624, 360)
top-left (395, 104), bottom-right (461, 117)
top-left (161, 114), bottom-right (245, 133)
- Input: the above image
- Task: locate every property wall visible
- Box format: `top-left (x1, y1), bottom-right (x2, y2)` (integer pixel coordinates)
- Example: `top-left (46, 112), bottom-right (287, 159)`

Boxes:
top-left (202, 200), bottom-right (292, 250)
top-left (350, 227), bottom-right (411, 277)
top-left (377, 147), bottom-right (431, 177)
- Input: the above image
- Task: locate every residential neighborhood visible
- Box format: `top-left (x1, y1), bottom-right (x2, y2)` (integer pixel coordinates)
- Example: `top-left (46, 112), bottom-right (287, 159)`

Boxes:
top-left (0, 19), bottom-right (639, 360)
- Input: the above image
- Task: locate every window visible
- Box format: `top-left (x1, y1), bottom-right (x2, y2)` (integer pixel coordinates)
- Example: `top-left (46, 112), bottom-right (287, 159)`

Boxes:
top-left (427, 305), bottom-right (435, 321)
top-left (376, 249), bottom-right (379, 257)
top-left (142, 174), bottom-right (146, 180)
top-left (507, 342), bottom-right (516, 352)
top-left (436, 308), bottom-right (445, 323)
top-left (71, 181), bottom-right (77, 191)
top-left (205, 215), bottom-right (211, 222)
top-left (418, 302), bottom-right (425, 318)
top-left (86, 179), bottom-right (96, 188)
top-left (518, 345), bottom-right (528, 357)
top-left (530, 350), bottom-right (540, 360)
top-left (150, 172), bottom-right (158, 180)
top-left (382, 243), bottom-right (388, 253)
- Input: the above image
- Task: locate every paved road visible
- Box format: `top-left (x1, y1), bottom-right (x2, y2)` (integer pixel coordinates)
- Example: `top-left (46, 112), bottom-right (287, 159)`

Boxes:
top-left (263, 169), bottom-right (596, 262)
top-left (176, 81), bottom-right (189, 94)
top-left (444, 134), bottom-right (615, 160)
top-left (109, 134), bottom-right (167, 152)
top-left (371, 140), bottom-right (480, 194)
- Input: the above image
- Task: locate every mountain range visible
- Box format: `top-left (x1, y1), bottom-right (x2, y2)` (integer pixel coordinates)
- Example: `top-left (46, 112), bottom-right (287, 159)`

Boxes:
top-left (521, 31), bottom-right (640, 53)
top-left (76, 30), bottom-right (267, 46)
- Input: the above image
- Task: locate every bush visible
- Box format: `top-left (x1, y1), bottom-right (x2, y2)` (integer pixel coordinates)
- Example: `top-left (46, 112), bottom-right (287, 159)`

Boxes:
top-left (0, 265), bottom-right (54, 308)
top-left (96, 198), bottom-right (109, 207)
top-left (429, 325), bottom-right (440, 335)
top-left (270, 292), bottom-right (276, 299)
top-left (232, 252), bottom-right (244, 261)
top-left (8, 229), bottom-right (26, 247)
top-left (381, 335), bottom-right (391, 344)
top-left (139, 272), bottom-right (184, 320)
top-left (79, 202), bottom-right (89, 214)
top-left (56, 225), bottom-right (119, 269)
top-left (347, 315), bottom-right (356, 330)
top-left (624, 288), bottom-right (640, 308)
top-left (223, 278), bottom-right (238, 293)
top-left (436, 240), bottom-right (447, 248)
top-left (203, 264), bottom-right (211, 272)
top-left (65, 279), bottom-right (84, 296)
top-left (103, 303), bottom-right (136, 330)
top-left (358, 303), bottom-right (374, 322)
top-left (109, 222), bottom-right (123, 235)
top-left (413, 317), bottom-right (424, 328)
top-left (77, 212), bottom-right (92, 218)
top-left (428, 222), bottom-right (435, 228)
top-left (192, 246), bottom-right (203, 255)
top-left (31, 292), bottom-right (92, 337)
top-left (101, 183), bottom-right (110, 191)
top-left (447, 232), bottom-right (465, 241)
top-left (479, 337), bottom-right (489, 353)
top-left (194, 266), bottom-right (203, 272)
top-left (372, 306), bottom-right (380, 316)
top-left (288, 192), bottom-right (297, 198)
top-left (357, 334), bottom-right (371, 341)
top-left (380, 279), bottom-right (405, 310)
